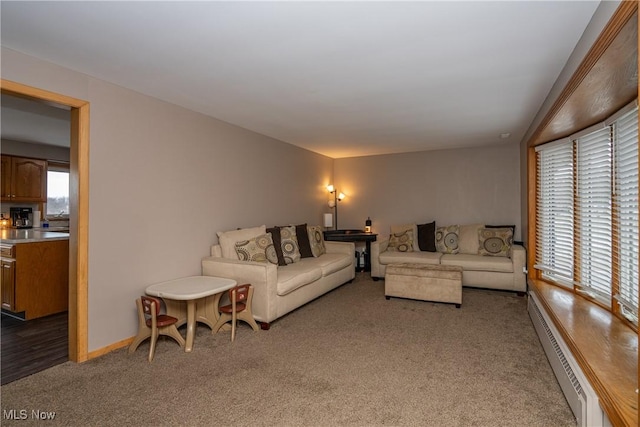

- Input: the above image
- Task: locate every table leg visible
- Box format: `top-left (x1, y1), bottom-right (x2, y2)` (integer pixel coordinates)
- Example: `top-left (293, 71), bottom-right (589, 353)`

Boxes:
top-left (365, 241), bottom-right (372, 272)
top-left (185, 299), bottom-right (196, 352)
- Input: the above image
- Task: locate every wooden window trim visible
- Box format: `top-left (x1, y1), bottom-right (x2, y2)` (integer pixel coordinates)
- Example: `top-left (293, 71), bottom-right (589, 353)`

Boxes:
top-left (526, 3), bottom-right (638, 426)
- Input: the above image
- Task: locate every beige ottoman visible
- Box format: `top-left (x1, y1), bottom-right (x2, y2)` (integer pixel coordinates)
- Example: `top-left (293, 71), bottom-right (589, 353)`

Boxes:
top-left (385, 263), bottom-right (463, 308)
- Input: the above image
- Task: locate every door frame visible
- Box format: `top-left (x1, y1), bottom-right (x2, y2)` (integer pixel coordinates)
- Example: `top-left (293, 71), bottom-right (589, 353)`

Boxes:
top-left (1, 79), bottom-right (89, 362)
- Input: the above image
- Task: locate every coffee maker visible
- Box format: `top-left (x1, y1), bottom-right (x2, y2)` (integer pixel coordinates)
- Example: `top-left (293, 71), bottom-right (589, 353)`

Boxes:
top-left (10, 207), bottom-right (33, 229)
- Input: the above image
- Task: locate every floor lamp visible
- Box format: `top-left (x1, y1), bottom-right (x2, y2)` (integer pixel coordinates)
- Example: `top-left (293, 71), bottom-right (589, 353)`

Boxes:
top-left (327, 185), bottom-right (345, 230)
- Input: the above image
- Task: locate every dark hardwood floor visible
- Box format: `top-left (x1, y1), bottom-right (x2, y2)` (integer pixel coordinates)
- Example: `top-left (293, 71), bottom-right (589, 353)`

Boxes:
top-left (1, 311), bottom-right (68, 385)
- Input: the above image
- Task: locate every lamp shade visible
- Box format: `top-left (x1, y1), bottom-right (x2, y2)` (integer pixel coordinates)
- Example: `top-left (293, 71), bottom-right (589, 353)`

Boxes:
top-left (323, 213), bottom-right (334, 228)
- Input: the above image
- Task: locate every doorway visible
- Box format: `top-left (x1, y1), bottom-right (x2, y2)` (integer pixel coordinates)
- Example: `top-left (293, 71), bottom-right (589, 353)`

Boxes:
top-left (1, 79), bottom-right (89, 364)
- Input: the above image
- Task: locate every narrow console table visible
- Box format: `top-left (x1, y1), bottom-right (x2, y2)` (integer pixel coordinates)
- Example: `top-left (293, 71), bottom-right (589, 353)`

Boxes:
top-left (323, 230), bottom-right (377, 272)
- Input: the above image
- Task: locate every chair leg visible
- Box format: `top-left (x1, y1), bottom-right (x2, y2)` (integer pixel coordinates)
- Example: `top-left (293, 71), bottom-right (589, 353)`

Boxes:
top-left (148, 330), bottom-right (158, 362)
top-left (129, 298), bottom-right (152, 354)
top-left (237, 311), bottom-right (260, 331)
top-left (211, 312), bottom-right (232, 334)
top-left (231, 308), bottom-right (237, 343)
top-left (160, 325), bottom-right (186, 348)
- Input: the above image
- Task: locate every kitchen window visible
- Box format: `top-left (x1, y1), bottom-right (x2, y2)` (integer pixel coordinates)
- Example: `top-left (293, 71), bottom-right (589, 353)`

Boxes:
top-left (46, 161), bottom-right (70, 218)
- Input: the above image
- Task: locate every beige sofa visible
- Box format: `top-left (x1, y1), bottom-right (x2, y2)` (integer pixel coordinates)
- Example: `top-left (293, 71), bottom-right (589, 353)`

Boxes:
top-left (201, 225), bottom-right (355, 329)
top-left (371, 223), bottom-right (526, 293)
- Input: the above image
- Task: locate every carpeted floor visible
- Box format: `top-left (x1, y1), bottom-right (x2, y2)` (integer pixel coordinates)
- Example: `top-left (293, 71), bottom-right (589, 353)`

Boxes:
top-left (0, 273), bottom-right (575, 426)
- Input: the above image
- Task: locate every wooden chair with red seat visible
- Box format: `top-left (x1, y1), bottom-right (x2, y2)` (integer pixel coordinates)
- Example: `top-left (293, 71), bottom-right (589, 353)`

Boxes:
top-left (211, 284), bottom-right (260, 342)
top-left (128, 296), bottom-right (185, 362)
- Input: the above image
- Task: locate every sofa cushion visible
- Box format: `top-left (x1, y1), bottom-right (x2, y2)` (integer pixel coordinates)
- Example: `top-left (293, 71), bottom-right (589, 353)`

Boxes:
top-left (379, 250), bottom-right (442, 265)
top-left (435, 225), bottom-right (459, 254)
top-left (478, 227), bottom-right (513, 257)
top-left (296, 223), bottom-right (314, 258)
top-left (279, 225), bottom-right (301, 264)
top-left (391, 224), bottom-right (420, 251)
top-left (234, 233), bottom-right (279, 264)
top-left (307, 225), bottom-right (326, 257)
top-left (458, 224), bottom-right (483, 254)
top-left (217, 225), bottom-right (267, 260)
top-left (387, 229), bottom-right (414, 252)
top-left (277, 263), bottom-right (323, 296)
top-left (440, 253), bottom-right (513, 273)
top-left (313, 253), bottom-right (353, 276)
top-left (417, 221), bottom-right (436, 252)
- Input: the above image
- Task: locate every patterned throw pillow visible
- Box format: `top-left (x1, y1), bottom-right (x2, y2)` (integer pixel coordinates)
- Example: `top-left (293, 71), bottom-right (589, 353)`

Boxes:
top-left (387, 229), bottom-right (414, 252)
top-left (435, 225), bottom-right (459, 254)
top-left (234, 233), bottom-right (279, 264)
top-left (279, 225), bottom-right (301, 264)
top-left (478, 227), bottom-right (513, 257)
top-left (307, 225), bottom-right (326, 257)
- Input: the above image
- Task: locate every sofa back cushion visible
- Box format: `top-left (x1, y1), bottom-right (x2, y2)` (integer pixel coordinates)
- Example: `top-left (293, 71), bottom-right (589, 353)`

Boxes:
top-left (458, 224), bottom-right (483, 254)
top-left (217, 225), bottom-right (267, 260)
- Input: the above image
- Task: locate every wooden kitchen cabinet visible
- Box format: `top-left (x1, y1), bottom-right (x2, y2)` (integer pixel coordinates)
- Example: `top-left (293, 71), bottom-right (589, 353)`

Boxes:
top-left (0, 155), bottom-right (47, 202)
top-left (1, 257), bottom-right (16, 311)
top-left (0, 240), bottom-right (68, 320)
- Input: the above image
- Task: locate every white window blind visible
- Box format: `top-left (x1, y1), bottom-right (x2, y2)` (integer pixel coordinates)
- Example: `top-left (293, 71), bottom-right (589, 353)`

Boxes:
top-left (575, 127), bottom-right (612, 303)
top-left (613, 107), bottom-right (639, 324)
top-left (535, 140), bottom-right (574, 287)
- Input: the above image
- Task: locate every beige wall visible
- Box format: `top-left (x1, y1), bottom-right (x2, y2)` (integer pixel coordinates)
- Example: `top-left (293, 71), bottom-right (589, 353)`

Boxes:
top-left (333, 143), bottom-right (521, 241)
top-left (2, 47), bottom-right (333, 351)
top-left (518, 1), bottom-right (620, 248)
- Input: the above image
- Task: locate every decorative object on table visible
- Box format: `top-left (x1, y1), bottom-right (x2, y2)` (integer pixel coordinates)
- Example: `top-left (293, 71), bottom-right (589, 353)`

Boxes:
top-left (128, 296), bottom-right (185, 362)
top-left (212, 284), bottom-right (259, 342)
top-left (326, 184), bottom-right (345, 230)
top-left (365, 217), bottom-right (372, 233)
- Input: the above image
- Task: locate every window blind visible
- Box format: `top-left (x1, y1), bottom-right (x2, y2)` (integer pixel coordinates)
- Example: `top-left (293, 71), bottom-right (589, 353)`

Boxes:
top-left (613, 107), bottom-right (639, 324)
top-left (535, 140), bottom-right (574, 287)
top-left (575, 127), bottom-right (612, 303)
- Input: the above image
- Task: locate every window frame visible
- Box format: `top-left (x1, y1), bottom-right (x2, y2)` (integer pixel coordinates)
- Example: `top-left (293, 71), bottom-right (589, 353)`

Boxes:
top-left (532, 101), bottom-right (639, 329)
top-left (46, 161), bottom-right (70, 220)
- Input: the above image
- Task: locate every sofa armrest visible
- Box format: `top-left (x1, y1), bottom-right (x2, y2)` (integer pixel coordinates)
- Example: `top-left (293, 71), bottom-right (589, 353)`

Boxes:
top-left (324, 240), bottom-right (355, 256)
top-left (371, 238), bottom-right (389, 278)
top-left (510, 244), bottom-right (526, 292)
top-left (201, 256), bottom-right (278, 323)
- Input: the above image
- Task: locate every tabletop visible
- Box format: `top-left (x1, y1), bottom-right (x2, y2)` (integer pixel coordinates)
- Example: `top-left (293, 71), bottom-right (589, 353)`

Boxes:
top-left (146, 276), bottom-right (236, 300)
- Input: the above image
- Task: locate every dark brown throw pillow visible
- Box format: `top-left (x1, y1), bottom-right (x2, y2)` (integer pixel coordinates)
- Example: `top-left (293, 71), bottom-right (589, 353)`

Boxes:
top-left (266, 227), bottom-right (287, 266)
top-left (417, 221), bottom-right (436, 252)
top-left (296, 224), bottom-right (314, 258)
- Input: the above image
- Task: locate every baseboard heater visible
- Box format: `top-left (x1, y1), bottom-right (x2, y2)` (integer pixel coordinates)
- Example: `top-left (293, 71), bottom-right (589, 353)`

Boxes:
top-left (527, 292), bottom-right (611, 427)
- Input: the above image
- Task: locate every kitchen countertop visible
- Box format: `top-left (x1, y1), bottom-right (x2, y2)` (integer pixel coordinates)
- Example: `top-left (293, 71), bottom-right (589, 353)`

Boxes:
top-left (0, 228), bottom-right (70, 244)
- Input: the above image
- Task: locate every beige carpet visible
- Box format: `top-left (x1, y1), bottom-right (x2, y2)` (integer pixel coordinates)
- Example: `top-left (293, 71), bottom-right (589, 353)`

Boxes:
top-left (0, 273), bottom-right (575, 426)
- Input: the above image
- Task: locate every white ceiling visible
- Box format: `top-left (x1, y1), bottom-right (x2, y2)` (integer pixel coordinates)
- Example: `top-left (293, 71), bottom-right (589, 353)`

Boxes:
top-left (0, 1), bottom-right (601, 158)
